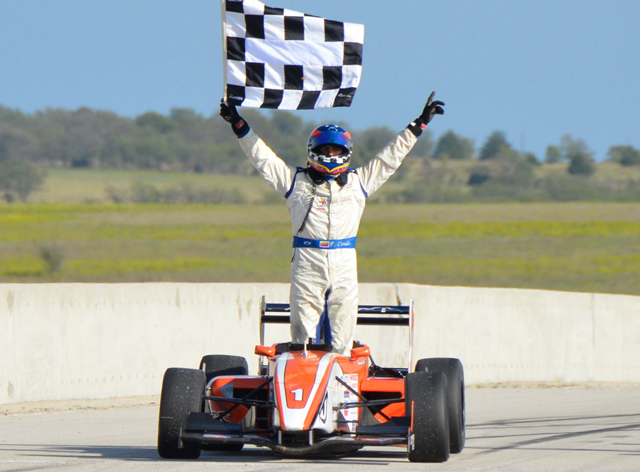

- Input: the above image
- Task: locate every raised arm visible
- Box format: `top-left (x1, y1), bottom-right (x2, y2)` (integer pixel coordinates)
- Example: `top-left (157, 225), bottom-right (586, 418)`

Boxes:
top-left (357, 92), bottom-right (445, 196)
top-left (220, 101), bottom-right (295, 196)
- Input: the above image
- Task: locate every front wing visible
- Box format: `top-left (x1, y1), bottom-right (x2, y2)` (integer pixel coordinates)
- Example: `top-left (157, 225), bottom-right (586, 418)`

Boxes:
top-left (181, 412), bottom-right (410, 455)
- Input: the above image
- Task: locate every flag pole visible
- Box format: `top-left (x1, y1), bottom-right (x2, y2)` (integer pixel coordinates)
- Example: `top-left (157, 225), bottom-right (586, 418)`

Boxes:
top-left (220, 0), bottom-right (227, 102)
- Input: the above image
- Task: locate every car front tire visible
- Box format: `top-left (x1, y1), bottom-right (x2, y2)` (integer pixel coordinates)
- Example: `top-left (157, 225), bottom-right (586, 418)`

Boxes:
top-left (405, 371), bottom-right (450, 462)
top-left (415, 357), bottom-right (465, 453)
top-left (157, 367), bottom-right (205, 459)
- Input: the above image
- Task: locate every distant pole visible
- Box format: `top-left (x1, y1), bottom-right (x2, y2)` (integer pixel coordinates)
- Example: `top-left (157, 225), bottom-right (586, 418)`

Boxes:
top-left (220, 0), bottom-right (227, 102)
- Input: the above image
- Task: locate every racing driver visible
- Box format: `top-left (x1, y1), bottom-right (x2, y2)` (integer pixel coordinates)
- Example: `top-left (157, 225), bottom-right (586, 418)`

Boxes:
top-left (220, 93), bottom-right (444, 354)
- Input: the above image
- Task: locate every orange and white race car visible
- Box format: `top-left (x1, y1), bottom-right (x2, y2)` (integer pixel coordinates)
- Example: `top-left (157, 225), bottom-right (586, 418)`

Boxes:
top-left (157, 298), bottom-right (465, 463)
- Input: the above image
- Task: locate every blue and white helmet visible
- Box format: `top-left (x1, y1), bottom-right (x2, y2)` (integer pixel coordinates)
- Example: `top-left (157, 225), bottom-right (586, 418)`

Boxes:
top-left (307, 124), bottom-right (353, 175)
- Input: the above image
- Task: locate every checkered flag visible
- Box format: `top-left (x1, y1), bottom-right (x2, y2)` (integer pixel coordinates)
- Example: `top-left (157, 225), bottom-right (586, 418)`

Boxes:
top-left (222, 0), bottom-right (364, 110)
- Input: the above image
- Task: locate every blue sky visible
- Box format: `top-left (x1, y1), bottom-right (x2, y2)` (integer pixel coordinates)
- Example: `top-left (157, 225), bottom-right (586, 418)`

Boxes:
top-left (1, 0), bottom-right (639, 161)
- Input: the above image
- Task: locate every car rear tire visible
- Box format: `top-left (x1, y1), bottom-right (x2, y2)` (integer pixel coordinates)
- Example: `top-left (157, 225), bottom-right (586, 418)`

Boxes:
top-left (199, 355), bottom-right (248, 452)
top-left (415, 357), bottom-right (465, 453)
top-left (199, 354), bottom-right (249, 382)
top-left (157, 368), bottom-right (205, 459)
top-left (405, 371), bottom-right (450, 463)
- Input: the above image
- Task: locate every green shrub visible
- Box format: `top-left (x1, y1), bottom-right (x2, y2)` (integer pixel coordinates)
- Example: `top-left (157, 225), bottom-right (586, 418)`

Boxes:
top-left (39, 244), bottom-right (64, 275)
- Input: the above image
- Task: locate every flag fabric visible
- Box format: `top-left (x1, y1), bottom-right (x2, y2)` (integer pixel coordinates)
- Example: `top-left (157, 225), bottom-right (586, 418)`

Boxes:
top-left (222, 0), bottom-right (364, 110)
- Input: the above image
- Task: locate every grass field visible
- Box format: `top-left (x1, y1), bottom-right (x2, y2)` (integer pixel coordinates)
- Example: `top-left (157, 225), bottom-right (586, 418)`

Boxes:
top-left (30, 168), bottom-right (277, 204)
top-left (2, 192), bottom-right (639, 295)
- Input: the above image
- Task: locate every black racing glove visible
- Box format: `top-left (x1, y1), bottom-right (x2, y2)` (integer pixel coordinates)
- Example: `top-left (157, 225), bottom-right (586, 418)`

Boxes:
top-left (220, 100), bottom-right (250, 138)
top-left (408, 91), bottom-right (445, 137)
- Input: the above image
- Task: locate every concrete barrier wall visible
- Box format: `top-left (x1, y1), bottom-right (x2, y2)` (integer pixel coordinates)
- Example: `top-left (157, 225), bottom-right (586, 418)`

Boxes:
top-left (1, 283), bottom-right (639, 405)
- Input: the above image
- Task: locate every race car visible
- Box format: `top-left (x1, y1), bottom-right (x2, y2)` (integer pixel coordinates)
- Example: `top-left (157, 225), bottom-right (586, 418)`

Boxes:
top-left (157, 298), bottom-right (465, 463)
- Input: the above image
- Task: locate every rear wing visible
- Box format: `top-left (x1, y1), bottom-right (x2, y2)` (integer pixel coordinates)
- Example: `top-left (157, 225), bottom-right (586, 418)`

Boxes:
top-left (259, 296), bottom-right (415, 369)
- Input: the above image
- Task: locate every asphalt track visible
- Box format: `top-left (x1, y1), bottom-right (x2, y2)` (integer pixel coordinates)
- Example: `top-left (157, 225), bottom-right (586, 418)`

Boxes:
top-left (1, 385), bottom-right (638, 471)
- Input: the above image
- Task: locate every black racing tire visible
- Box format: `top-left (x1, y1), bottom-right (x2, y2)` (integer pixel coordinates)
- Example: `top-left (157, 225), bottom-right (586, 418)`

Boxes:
top-left (199, 354), bottom-right (249, 383)
top-left (157, 368), bottom-right (206, 459)
top-left (415, 357), bottom-right (465, 453)
top-left (199, 355), bottom-right (248, 452)
top-left (405, 371), bottom-right (450, 463)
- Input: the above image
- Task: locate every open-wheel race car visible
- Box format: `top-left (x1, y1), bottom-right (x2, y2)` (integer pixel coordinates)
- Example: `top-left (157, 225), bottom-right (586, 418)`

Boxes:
top-left (157, 298), bottom-right (465, 463)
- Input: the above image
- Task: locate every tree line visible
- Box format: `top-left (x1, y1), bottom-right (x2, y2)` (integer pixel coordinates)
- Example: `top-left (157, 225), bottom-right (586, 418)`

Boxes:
top-left (1, 104), bottom-right (639, 202)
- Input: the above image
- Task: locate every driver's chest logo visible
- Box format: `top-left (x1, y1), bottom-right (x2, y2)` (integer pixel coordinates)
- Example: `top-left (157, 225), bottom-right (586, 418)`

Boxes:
top-left (316, 197), bottom-right (328, 211)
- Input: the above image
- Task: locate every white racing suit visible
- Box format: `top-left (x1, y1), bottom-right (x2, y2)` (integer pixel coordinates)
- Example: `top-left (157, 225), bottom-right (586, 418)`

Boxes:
top-left (238, 128), bottom-right (418, 354)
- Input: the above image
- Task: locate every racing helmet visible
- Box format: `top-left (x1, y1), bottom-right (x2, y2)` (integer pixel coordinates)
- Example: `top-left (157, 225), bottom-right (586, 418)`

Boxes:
top-left (307, 124), bottom-right (353, 175)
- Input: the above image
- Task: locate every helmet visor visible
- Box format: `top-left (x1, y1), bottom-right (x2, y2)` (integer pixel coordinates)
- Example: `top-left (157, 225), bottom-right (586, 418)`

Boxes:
top-left (312, 143), bottom-right (348, 157)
